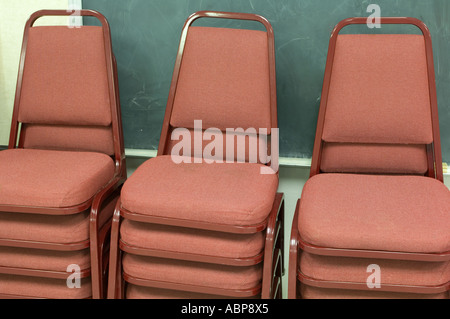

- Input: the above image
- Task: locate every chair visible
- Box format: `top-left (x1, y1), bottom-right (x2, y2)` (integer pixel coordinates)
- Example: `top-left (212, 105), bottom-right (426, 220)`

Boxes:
top-left (108, 11), bottom-right (284, 299)
top-left (289, 17), bottom-right (450, 299)
top-left (0, 10), bottom-right (126, 299)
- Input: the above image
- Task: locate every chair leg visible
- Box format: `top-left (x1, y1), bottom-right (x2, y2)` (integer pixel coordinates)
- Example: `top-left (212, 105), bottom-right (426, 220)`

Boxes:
top-left (90, 222), bottom-right (101, 299)
top-left (261, 193), bottom-right (284, 299)
top-left (90, 188), bottom-right (121, 299)
top-left (275, 198), bottom-right (285, 299)
top-left (101, 234), bottom-right (111, 298)
top-left (288, 199), bottom-right (300, 299)
top-left (116, 250), bottom-right (124, 299)
top-left (107, 200), bottom-right (122, 299)
top-left (96, 219), bottom-right (113, 299)
top-left (275, 252), bottom-right (283, 299)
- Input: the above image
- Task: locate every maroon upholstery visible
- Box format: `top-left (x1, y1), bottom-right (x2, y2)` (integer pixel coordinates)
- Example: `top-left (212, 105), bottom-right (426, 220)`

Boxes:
top-left (18, 26), bottom-right (114, 155)
top-left (320, 34), bottom-right (433, 175)
top-left (19, 26), bottom-right (111, 126)
top-left (323, 34), bottom-right (432, 145)
top-left (126, 284), bottom-right (258, 299)
top-left (121, 155), bottom-right (278, 226)
top-left (122, 254), bottom-right (263, 291)
top-left (299, 285), bottom-right (449, 299)
top-left (170, 26), bottom-right (272, 133)
top-left (298, 173), bottom-right (450, 254)
top-left (22, 125), bottom-right (115, 156)
top-left (300, 251), bottom-right (450, 288)
top-left (320, 142), bottom-right (428, 174)
top-left (120, 220), bottom-right (265, 259)
top-left (0, 149), bottom-right (115, 208)
top-left (0, 274), bottom-right (92, 299)
top-left (0, 247), bottom-right (90, 273)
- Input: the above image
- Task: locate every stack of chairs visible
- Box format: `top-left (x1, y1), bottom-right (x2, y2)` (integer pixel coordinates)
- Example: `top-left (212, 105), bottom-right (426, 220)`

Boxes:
top-left (0, 10), bottom-right (126, 299)
top-left (289, 17), bottom-right (450, 299)
top-left (107, 11), bottom-right (284, 299)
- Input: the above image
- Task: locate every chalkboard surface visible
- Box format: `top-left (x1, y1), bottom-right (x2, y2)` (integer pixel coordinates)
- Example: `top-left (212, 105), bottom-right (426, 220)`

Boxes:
top-left (83, 0), bottom-right (450, 161)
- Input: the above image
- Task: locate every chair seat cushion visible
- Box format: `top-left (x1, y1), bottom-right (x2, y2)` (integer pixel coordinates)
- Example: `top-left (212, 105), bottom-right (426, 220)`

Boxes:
top-left (300, 252), bottom-right (450, 288)
top-left (120, 220), bottom-right (265, 259)
top-left (122, 254), bottom-right (262, 291)
top-left (0, 246), bottom-right (90, 272)
top-left (0, 194), bottom-right (116, 244)
top-left (0, 149), bottom-right (115, 208)
top-left (121, 155), bottom-right (278, 226)
top-left (0, 274), bottom-right (91, 299)
top-left (125, 284), bottom-right (251, 299)
top-left (299, 285), bottom-right (449, 299)
top-left (0, 211), bottom-right (91, 244)
top-left (298, 174), bottom-right (450, 254)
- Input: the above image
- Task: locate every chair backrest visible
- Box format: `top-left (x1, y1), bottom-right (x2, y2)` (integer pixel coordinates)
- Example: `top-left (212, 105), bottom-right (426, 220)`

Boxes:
top-left (311, 18), bottom-right (443, 181)
top-left (9, 10), bottom-right (124, 168)
top-left (159, 11), bottom-right (277, 164)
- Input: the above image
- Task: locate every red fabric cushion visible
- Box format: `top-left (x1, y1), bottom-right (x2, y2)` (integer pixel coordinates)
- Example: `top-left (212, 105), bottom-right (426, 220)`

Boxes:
top-left (170, 26), bottom-right (272, 132)
top-left (0, 247), bottom-right (90, 272)
top-left (322, 34), bottom-right (433, 144)
top-left (18, 26), bottom-right (111, 126)
top-left (22, 124), bottom-right (115, 156)
top-left (121, 155), bottom-right (278, 226)
top-left (0, 274), bottom-right (92, 299)
top-left (125, 284), bottom-right (253, 299)
top-left (298, 174), bottom-right (450, 254)
top-left (299, 285), bottom-right (449, 299)
top-left (0, 149), bottom-right (115, 208)
top-left (120, 220), bottom-right (265, 259)
top-left (122, 254), bottom-right (262, 291)
top-left (0, 194), bottom-right (116, 244)
top-left (300, 251), bottom-right (450, 288)
top-left (320, 142), bottom-right (429, 174)
top-left (0, 211), bottom-right (90, 244)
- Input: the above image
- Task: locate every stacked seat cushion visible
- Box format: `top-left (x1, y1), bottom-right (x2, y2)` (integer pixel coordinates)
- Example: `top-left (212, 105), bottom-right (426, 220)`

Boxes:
top-left (126, 284), bottom-right (259, 299)
top-left (120, 220), bottom-right (265, 259)
top-left (0, 149), bottom-right (115, 208)
top-left (298, 173), bottom-right (450, 254)
top-left (299, 251), bottom-right (450, 288)
top-left (121, 155), bottom-right (278, 226)
top-left (0, 274), bottom-right (92, 299)
top-left (122, 254), bottom-right (263, 292)
top-left (299, 285), bottom-right (449, 299)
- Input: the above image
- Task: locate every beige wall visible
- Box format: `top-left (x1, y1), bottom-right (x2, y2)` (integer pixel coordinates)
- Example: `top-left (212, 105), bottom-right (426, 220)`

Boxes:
top-left (0, 0), bottom-right (69, 146)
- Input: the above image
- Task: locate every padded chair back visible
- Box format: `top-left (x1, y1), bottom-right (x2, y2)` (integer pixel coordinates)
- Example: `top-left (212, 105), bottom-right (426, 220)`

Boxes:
top-left (10, 10), bottom-right (123, 164)
top-left (312, 18), bottom-right (443, 180)
top-left (17, 25), bottom-right (114, 155)
top-left (159, 11), bottom-right (277, 163)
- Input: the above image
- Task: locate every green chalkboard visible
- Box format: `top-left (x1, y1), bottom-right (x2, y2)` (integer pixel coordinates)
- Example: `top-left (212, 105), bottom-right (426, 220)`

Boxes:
top-left (83, 0), bottom-right (450, 162)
